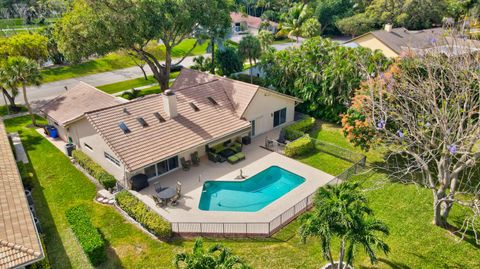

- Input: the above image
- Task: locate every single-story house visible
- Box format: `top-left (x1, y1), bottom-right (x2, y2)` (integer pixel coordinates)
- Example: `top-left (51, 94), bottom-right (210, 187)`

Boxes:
top-left (0, 121), bottom-right (44, 268)
top-left (39, 82), bottom-right (124, 143)
top-left (230, 12), bottom-right (278, 35)
top-left (345, 25), bottom-right (446, 58)
top-left (40, 69), bottom-right (301, 188)
top-left (345, 24), bottom-right (480, 57)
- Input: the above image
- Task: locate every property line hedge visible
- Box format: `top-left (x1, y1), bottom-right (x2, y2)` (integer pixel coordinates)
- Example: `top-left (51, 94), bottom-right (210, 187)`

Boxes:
top-left (285, 135), bottom-right (315, 157)
top-left (284, 117), bottom-right (316, 141)
top-left (65, 205), bottom-right (106, 266)
top-left (115, 190), bottom-right (172, 239)
top-left (72, 150), bottom-right (116, 189)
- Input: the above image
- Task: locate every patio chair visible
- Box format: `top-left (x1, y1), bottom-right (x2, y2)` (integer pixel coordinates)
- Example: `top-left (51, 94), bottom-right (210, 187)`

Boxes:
top-left (170, 182), bottom-right (182, 206)
top-left (154, 182), bottom-right (167, 193)
top-left (152, 195), bottom-right (166, 207)
top-left (191, 151), bottom-right (200, 166)
top-left (180, 157), bottom-right (192, 171)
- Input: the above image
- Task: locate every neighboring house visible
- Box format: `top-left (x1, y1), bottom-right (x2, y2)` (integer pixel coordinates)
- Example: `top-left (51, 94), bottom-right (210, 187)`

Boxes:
top-left (40, 69), bottom-right (300, 187)
top-left (230, 12), bottom-right (278, 35)
top-left (345, 25), bottom-right (449, 57)
top-left (39, 82), bottom-right (124, 143)
top-left (0, 121), bottom-right (44, 268)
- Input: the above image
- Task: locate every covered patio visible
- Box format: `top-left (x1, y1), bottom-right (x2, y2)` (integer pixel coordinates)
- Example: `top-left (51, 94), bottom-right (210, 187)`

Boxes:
top-left (131, 128), bottom-right (336, 236)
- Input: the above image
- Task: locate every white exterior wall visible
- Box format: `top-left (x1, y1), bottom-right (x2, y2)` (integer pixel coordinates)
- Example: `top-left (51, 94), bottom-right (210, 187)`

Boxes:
top-left (68, 118), bottom-right (126, 182)
top-left (243, 88), bottom-right (296, 136)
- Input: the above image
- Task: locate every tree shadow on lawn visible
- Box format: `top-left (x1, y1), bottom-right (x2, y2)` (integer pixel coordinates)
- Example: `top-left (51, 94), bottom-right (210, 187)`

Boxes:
top-left (24, 160), bottom-right (73, 268)
top-left (99, 237), bottom-right (125, 269)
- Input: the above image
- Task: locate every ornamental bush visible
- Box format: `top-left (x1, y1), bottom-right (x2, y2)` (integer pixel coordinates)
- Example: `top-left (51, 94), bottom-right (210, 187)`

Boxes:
top-left (284, 117), bottom-right (316, 141)
top-left (72, 150), bottom-right (117, 189)
top-left (65, 205), bottom-right (106, 266)
top-left (115, 190), bottom-right (172, 239)
top-left (285, 135), bottom-right (315, 157)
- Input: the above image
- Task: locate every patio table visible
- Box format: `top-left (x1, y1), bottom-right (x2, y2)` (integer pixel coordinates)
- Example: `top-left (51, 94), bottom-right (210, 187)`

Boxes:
top-left (157, 187), bottom-right (176, 200)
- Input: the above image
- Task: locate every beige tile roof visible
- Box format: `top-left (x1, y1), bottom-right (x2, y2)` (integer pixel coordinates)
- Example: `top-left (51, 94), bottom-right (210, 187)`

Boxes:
top-left (39, 82), bottom-right (122, 126)
top-left (86, 77), bottom-right (252, 172)
top-left (172, 69), bottom-right (259, 117)
top-left (0, 121), bottom-right (43, 269)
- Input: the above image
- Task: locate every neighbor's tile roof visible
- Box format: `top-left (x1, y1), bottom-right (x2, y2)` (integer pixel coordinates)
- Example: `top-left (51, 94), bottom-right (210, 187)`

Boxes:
top-left (0, 121), bottom-right (43, 269)
top-left (86, 75), bottom-right (252, 172)
top-left (353, 27), bottom-right (445, 54)
top-left (229, 12), bottom-right (277, 29)
top-left (39, 82), bottom-right (123, 126)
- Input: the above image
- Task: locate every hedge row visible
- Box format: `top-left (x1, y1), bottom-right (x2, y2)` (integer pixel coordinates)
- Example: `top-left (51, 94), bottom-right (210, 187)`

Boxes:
top-left (284, 117), bottom-right (316, 141)
top-left (72, 150), bottom-right (116, 189)
top-left (65, 205), bottom-right (106, 266)
top-left (285, 135), bottom-right (315, 157)
top-left (115, 190), bottom-right (172, 239)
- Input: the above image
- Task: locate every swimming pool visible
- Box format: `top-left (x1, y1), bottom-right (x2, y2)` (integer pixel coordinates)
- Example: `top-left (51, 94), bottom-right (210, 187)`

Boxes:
top-left (199, 166), bottom-right (305, 212)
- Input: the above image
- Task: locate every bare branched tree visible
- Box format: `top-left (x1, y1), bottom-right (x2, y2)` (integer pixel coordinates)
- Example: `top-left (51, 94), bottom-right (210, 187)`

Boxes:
top-left (353, 38), bottom-right (480, 240)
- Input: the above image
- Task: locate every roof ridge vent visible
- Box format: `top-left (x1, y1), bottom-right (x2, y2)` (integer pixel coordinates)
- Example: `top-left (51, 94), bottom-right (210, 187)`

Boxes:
top-left (123, 108), bottom-right (130, 115)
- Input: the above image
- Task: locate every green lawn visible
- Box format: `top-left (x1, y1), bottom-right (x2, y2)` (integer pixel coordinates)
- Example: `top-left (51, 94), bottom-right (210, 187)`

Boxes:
top-left (41, 39), bottom-right (208, 83)
top-left (97, 72), bottom-right (179, 94)
top-left (4, 117), bottom-right (480, 269)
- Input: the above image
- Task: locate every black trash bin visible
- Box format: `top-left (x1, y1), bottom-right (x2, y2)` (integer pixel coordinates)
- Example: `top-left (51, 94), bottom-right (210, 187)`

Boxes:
top-left (242, 136), bottom-right (251, 145)
top-left (65, 143), bottom-right (76, 157)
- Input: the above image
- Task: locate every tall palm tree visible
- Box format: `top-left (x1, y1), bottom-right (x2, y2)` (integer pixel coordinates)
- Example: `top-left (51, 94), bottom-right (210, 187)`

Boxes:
top-left (299, 182), bottom-right (390, 269)
top-left (257, 30), bottom-right (275, 51)
top-left (238, 34), bottom-right (261, 83)
top-left (278, 3), bottom-right (312, 42)
top-left (174, 238), bottom-right (251, 269)
top-left (3, 57), bottom-right (42, 126)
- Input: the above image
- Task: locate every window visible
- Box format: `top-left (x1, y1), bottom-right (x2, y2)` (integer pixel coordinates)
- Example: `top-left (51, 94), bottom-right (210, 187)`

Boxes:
top-left (119, 122), bottom-right (131, 134)
top-left (207, 97), bottom-right (218, 106)
top-left (145, 156), bottom-right (179, 179)
top-left (273, 108), bottom-right (287, 127)
top-left (189, 102), bottom-right (200, 112)
top-left (250, 120), bottom-right (256, 136)
top-left (137, 117), bottom-right (148, 127)
top-left (154, 112), bottom-right (166, 123)
top-left (84, 143), bottom-right (93, 151)
top-left (104, 152), bottom-right (120, 167)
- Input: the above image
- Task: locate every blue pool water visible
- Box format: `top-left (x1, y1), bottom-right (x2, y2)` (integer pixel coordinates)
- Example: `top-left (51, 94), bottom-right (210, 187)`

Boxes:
top-left (199, 166), bottom-right (305, 212)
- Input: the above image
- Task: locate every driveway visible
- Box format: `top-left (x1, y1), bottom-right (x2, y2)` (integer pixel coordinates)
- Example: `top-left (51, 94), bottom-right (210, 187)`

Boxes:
top-left (0, 42), bottom-right (300, 106)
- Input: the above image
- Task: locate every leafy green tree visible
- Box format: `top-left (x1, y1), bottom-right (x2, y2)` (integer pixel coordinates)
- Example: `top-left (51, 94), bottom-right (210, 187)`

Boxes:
top-left (55, 0), bottom-right (220, 91)
top-left (215, 46), bottom-right (243, 76)
top-left (174, 238), bottom-right (251, 269)
top-left (238, 34), bottom-right (262, 83)
top-left (3, 56), bottom-right (41, 126)
top-left (0, 32), bottom-right (48, 63)
top-left (260, 37), bottom-right (390, 121)
top-left (193, 0), bottom-right (233, 74)
top-left (191, 56), bottom-right (213, 72)
top-left (278, 3), bottom-right (313, 42)
top-left (0, 67), bottom-right (20, 111)
top-left (300, 182), bottom-right (390, 269)
top-left (301, 18), bottom-right (322, 38)
top-left (257, 30), bottom-right (275, 51)
top-left (336, 13), bottom-right (376, 37)
top-left (314, 0), bottom-right (355, 34)
top-left (39, 25), bottom-right (65, 64)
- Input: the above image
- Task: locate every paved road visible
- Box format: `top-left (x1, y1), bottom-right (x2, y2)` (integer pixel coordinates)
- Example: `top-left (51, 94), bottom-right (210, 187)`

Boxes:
top-left (1, 42), bottom-right (300, 106)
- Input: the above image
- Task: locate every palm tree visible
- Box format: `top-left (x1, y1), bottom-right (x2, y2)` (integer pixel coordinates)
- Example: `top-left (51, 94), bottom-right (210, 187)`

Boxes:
top-left (257, 30), bottom-right (275, 51)
top-left (0, 68), bottom-right (20, 112)
top-left (174, 238), bottom-right (251, 269)
top-left (278, 3), bottom-right (312, 43)
top-left (299, 182), bottom-right (390, 269)
top-left (238, 34), bottom-right (261, 83)
top-left (3, 57), bottom-right (42, 126)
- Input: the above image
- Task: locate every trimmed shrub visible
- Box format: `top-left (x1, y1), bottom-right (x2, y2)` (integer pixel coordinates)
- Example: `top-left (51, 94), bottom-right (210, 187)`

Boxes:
top-left (65, 205), bottom-right (106, 266)
top-left (115, 190), bottom-right (172, 239)
top-left (285, 135), bottom-right (315, 157)
top-left (72, 150), bottom-right (117, 189)
top-left (284, 117), bottom-right (316, 141)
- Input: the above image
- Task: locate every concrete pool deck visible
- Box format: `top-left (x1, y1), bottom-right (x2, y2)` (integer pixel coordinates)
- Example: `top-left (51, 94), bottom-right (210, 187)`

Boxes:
top-left (132, 128), bottom-right (336, 234)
